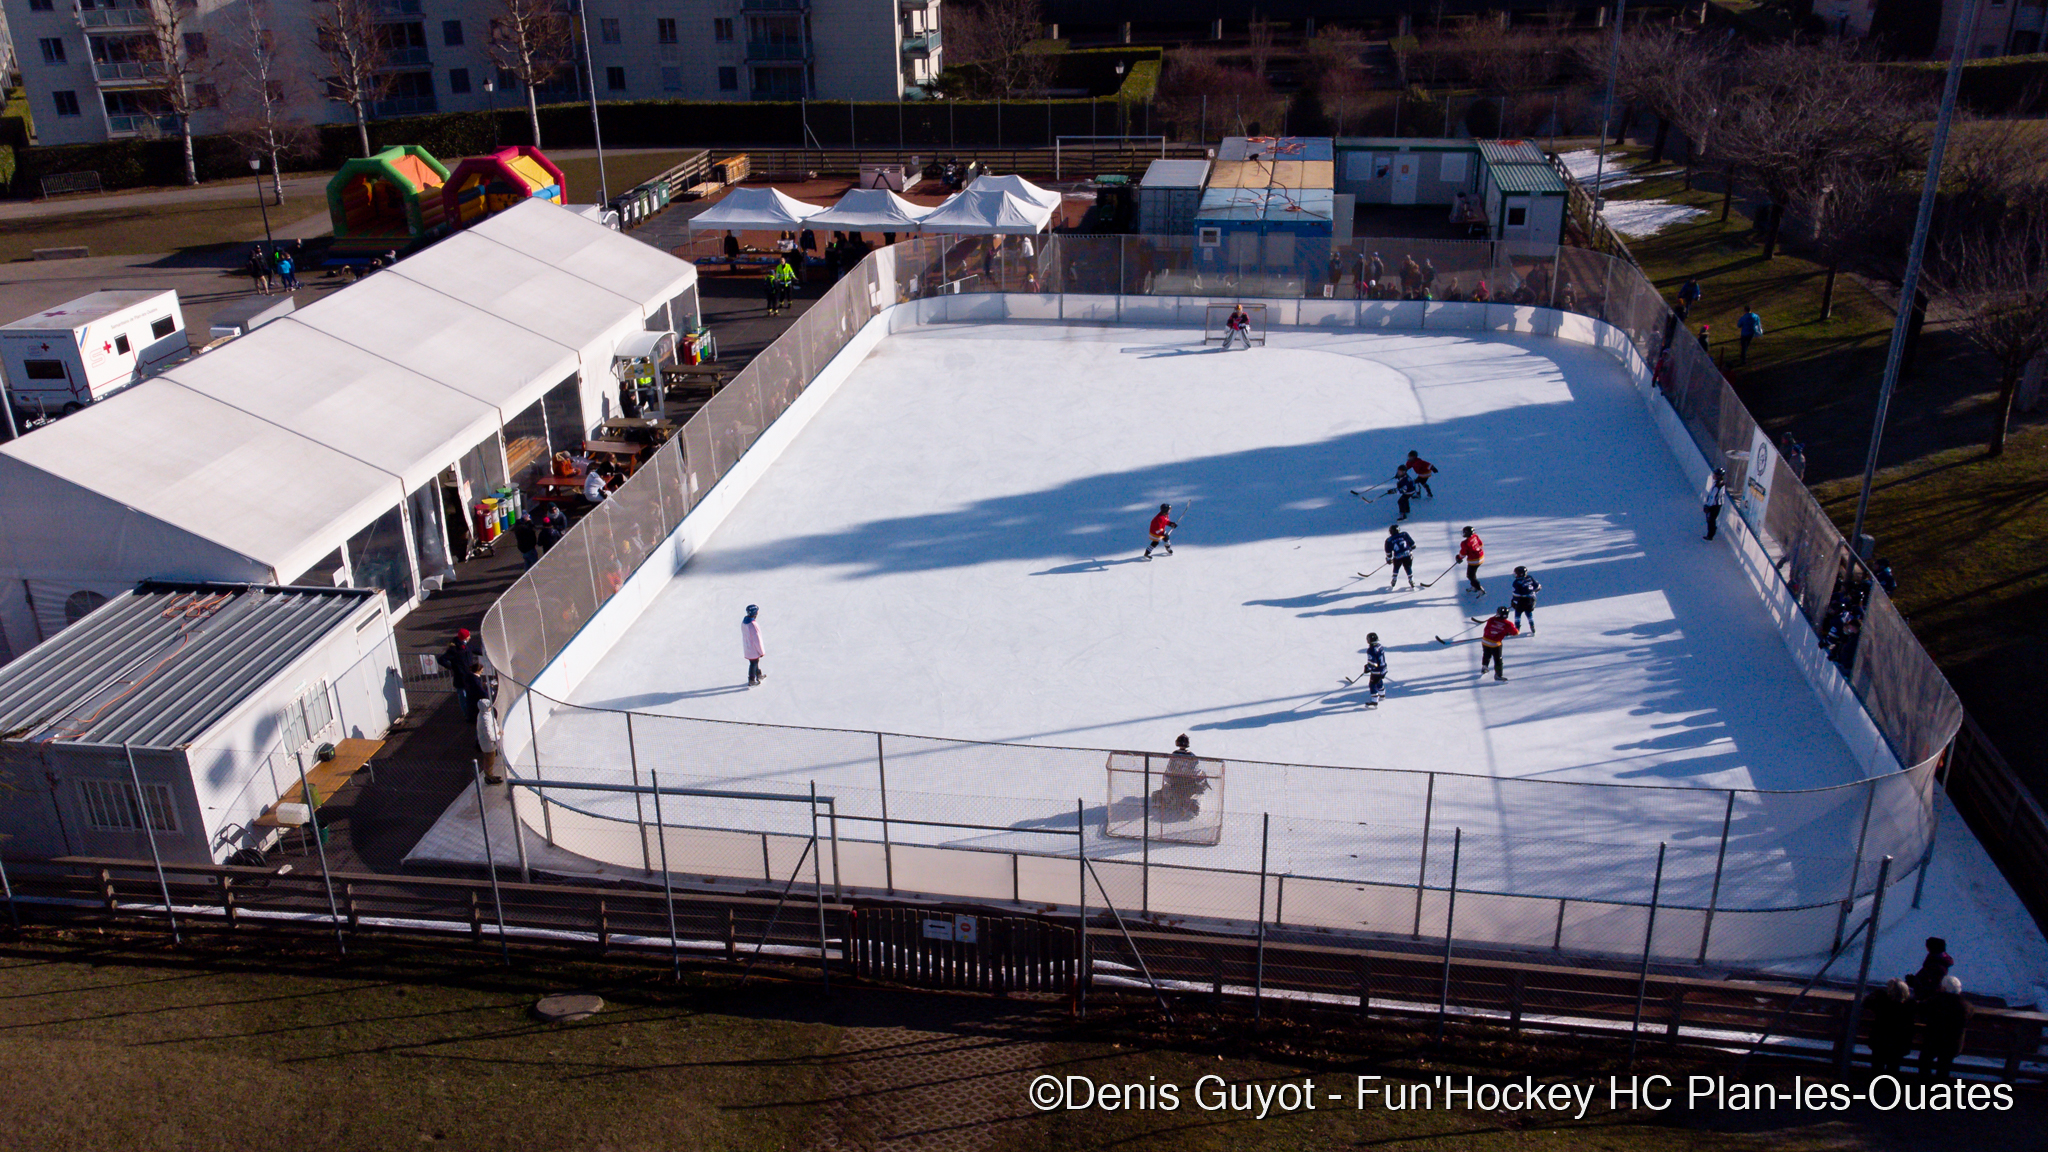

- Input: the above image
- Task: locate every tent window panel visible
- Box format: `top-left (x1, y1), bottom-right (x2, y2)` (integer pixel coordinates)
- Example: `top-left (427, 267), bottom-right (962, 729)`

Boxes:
top-left (79, 778), bottom-right (178, 833)
top-left (503, 397), bottom-right (550, 489)
top-left (345, 505), bottom-right (415, 611)
top-left (541, 374), bottom-right (585, 457)
top-left (408, 479), bottom-right (454, 582)
top-left (289, 548), bottom-right (347, 588)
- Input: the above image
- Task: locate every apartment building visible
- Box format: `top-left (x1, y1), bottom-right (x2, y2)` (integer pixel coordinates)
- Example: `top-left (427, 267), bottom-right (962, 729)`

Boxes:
top-left (1813, 0), bottom-right (2045, 57)
top-left (8, 0), bottom-right (941, 147)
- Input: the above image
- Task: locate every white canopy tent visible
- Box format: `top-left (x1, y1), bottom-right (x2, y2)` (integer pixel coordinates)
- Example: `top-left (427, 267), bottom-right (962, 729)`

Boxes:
top-left (685, 187), bottom-right (831, 234)
top-left (800, 188), bottom-right (934, 232)
top-left (964, 173), bottom-right (1063, 212)
top-left (917, 189), bottom-right (1055, 235)
top-left (0, 200), bottom-right (697, 659)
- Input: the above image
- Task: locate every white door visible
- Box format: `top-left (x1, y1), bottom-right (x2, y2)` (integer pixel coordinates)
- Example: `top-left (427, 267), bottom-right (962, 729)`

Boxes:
top-left (1391, 157), bottom-right (1420, 206)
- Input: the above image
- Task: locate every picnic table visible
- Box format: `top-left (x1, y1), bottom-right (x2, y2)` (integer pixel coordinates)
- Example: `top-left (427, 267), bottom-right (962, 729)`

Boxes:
top-left (253, 737), bottom-right (385, 840)
top-left (584, 439), bottom-right (647, 475)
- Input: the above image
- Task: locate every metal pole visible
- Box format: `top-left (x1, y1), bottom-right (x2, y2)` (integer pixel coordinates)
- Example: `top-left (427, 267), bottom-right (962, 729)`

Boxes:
top-left (281, 746), bottom-right (343, 954)
top-left (574, 0), bottom-right (609, 205)
top-left (1435, 827), bottom-right (1461, 1041)
top-left (1912, 786), bottom-right (1939, 910)
top-left (1838, 855), bottom-right (1894, 1074)
top-left (1836, 785), bottom-right (1878, 950)
top-left (1698, 789), bottom-right (1735, 963)
top-left (1076, 798), bottom-right (1087, 1018)
top-left (810, 781), bottom-right (829, 988)
top-left (472, 762), bottom-right (510, 965)
top-left (509, 780), bottom-right (531, 883)
top-left (1628, 842), bottom-right (1667, 1066)
top-left (626, 712), bottom-right (650, 872)
top-left (1590, 0), bottom-right (1626, 225)
top-left (826, 798), bottom-right (842, 902)
top-left (651, 771), bottom-right (680, 980)
top-left (876, 731), bottom-right (893, 893)
top-left (1851, 1), bottom-right (1979, 548)
top-left (1412, 772), bottom-right (1435, 938)
top-left (1141, 754), bottom-right (1151, 916)
top-left (1255, 812), bottom-right (1270, 1023)
top-left (250, 158), bottom-right (274, 251)
top-left (121, 744), bottom-right (181, 944)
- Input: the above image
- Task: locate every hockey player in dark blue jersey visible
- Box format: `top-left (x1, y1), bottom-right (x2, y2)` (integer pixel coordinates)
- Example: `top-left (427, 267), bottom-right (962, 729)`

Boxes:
top-left (1510, 565), bottom-right (1542, 634)
top-left (1345, 632), bottom-right (1389, 705)
top-left (1387, 469), bottom-right (1422, 520)
top-left (1384, 524), bottom-right (1416, 590)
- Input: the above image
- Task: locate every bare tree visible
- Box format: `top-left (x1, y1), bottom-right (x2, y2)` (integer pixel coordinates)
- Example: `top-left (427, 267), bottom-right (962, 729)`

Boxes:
top-left (943, 0), bottom-right (1052, 98)
top-left (219, 0), bottom-right (316, 203)
top-left (1246, 14), bottom-right (1276, 85)
top-left (312, 0), bottom-right (390, 157)
top-left (1154, 47), bottom-right (1283, 141)
top-left (134, 0), bottom-right (210, 186)
top-left (1932, 206), bottom-right (2048, 457)
top-left (489, 0), bottom-right (575, 148)
top-left (1804, 164), bottom-right (1903, 322)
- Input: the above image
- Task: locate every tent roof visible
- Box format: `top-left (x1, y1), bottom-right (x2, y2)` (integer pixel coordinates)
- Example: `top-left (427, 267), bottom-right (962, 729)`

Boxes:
top-left (0, 200), bottom-right (694, 584)
top-left (963, 173), bottom-right (1062, 211)
top-left (918, 189), bottom-right (1054, 235)
top-left (800, 188), bottom-right (933, 230)
top-left (687, 186), bottom-right (830, 232)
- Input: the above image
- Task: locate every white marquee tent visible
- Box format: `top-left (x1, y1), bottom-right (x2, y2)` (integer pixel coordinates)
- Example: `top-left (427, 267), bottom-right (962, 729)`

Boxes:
top-left (917, 188), bottom-right (1055, 235)
top-left (685, 187), bottom-right (830, 234)
top-left (0, 200), bottom-right (697, 660)
top-left (800, 188), bottom-right (934, 231)
top-left (964, 173), bottom-right (1063, 212)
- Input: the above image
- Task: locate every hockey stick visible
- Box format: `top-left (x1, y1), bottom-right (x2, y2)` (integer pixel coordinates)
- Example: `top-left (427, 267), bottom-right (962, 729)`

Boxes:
top-left (1348, 473), bottom-right (1401, 498)
top-left (1417, 559), bottom-right (1463, 588)
top-left (1355, 561), bottom-right (1389, 580)
top-left (1434, 621), bottom-right (1484, 645)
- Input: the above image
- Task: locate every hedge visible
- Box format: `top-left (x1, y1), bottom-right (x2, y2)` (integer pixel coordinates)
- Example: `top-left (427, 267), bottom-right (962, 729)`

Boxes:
top-left (1879, 53), bottom-right (2048, 116)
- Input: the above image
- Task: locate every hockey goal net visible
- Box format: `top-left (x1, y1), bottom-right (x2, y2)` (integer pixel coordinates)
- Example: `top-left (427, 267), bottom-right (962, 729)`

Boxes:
top-left (1103, 751), bottom-right (1226, 846)
top-left (1202, 302), bottom-right (1267, 346)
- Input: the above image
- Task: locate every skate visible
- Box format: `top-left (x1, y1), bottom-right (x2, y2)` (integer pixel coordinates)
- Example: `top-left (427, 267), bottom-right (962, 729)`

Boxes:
top-left (1407, 582), bottom-right (1416, 590)
top-left (1494, 675), bottom-right (1506, 681)
top-left (1164, 546), bottom-right (1172, 555)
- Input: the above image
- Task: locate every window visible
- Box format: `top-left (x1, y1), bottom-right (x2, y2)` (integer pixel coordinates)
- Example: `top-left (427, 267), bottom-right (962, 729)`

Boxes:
top-left (23, 360), bottom-right (67, 379)
top-left (79, 778), bottom-right (179, 834)
top-left (39, 38), bottom-right (66, 65)
top-left (277, 679), bottom-right (335, 754)
top-left (600, 17), bottom-right (620, 44)
top-left (657, 18), bottom-right (677, 44)
top-left (713, 17), bottom-right (734, 41)
top-left (150, 316), bottom-right (175, 339)
top-left (1507, 205), bottom-right (1528, 227)
top-left (606, 66), bottom-right (625, 91)
top-left (29, 0), bottom-right (53, 10)
top-left (448, 66), bottom-right (471, 94)
top-left (265, 79), bottom-right (286, 102)
top-left (52, 91), bottom-right (80, 117)
top-left (442, 19), bottom-right (463, 46)
top-left (661, 66), bottom-right (681, 91)
top-left (717, 66), bottom-right (737, 91)
top-left (182, 31), bottom-right (207, 57)
top-left (192, 82), bottom-right (218, 108)
top-left (114, 334), bottom-right (131, 354)
top-left (496, 67), bottom-right (519, 91)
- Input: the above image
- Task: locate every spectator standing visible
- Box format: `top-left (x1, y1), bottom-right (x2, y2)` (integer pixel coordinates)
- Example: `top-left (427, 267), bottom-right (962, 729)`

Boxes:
top-left (248, 246), bottom-right (273, 294)
top-left (1907, 936), bottom-right (1954, 1000)
top-left (275, 249), bottom-right (298, 291)
top-left (1698, 322), bottom-right (1712, 352)
top-left (1917, 975), bottom-right (1971, 1080)
top-left (476, 699), bottom-right (503, 783)
top-left (1677, 276), bottom-right (1702, 317)
top-left (512, 515), bottom-right (540, 570)
top-left (1780, 433), bottom-right (1807, 480)
top-left (1865, 978), bottom-right (1916, 1076)
top-left (1737, 305), bottom-right (1764, 364)
top-left (723, 230), bottom-right (741, 272)
top-left (536, 503), bottom-right (567, 552)
top-left (742, 604), bottom-right (767, 686)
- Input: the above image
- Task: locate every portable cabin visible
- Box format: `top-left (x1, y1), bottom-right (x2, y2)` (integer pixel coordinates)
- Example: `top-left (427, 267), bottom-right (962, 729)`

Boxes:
top-left (1135, 158), bottom-right (1210, 235)
top-left (1334, 138), bottom-right (1482, 205)
top-left (0, 289), bottom-right (185, 417)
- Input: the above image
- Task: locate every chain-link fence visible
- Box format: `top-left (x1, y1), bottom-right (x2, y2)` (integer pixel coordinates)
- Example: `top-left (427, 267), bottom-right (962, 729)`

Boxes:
top-left (480, 232), bottom-right (1963, 966)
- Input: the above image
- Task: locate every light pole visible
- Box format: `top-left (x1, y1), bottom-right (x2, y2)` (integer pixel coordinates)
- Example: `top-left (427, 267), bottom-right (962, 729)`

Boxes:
top-left (249, 155), bottom-right (274, 255)
top-left (573, 0), bottom-right (609, 206)
top-left (484, 75), bottom-right (500, 151)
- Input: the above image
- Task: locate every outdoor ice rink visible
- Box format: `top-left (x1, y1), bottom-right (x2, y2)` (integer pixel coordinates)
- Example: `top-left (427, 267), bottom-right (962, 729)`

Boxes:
top-left (571, 322), bottom-right (1863, 793)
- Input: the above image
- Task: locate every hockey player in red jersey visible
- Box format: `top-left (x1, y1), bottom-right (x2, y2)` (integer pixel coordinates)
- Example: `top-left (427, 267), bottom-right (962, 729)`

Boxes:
top-left (1480, 606), bottom-right (1519, 680)
top-left (1456, 526), bottom-right (1485, 595)
top-left (1143, 503), bottom-right (1179, 559)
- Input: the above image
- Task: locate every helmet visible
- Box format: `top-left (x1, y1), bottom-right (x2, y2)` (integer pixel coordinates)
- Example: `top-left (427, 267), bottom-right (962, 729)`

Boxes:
top-left (1462, 525), bottom-right (1474, 535)
top-left (1160, 503), bottom-right (1171, 513)
top-left (1713, 467), bottom-right (1726, 479)
top-left (1496, 606), bottom-right (1510, 616)
top-left (1366, 632), bottom-right (1379, 643)
top-left (1389, 524), bottom-right (1401, 533)
top-left (745, 604), bottom-right (759, 615)
top-left (1514, 565), bottom-right (1527, 576)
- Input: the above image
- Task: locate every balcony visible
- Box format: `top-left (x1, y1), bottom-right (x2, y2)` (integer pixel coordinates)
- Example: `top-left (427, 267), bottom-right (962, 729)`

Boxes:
top-left (94, 59), bottom-right (165, 83)
top-left (899, 0), bottom-right (937, 11)
top-left (370, 0), bottom-right (423, 16)
top-left (742, 0), bottom-right (808, 9)
top-left (77, 5), bottom-right (151, 29)
top-left (379, 47), bottom-right (432, 66)
top-left (746, 39), bottom-right (809, 61)
top-left (901, 31), bottom-right (939, 56)
top-left (106, 112), bottom-right (179, 135)
top-left (371, 95), bottom-right (438, 116)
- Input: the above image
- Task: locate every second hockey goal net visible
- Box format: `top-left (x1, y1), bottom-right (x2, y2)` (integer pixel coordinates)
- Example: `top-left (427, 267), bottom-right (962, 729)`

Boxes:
top-left (1202, 303), bottom-right (1267, 346)
top-left (1102, 751), bottom-right (1226, 846)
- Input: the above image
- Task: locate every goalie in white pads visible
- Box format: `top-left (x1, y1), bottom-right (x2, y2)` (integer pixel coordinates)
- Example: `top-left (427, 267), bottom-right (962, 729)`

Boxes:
top-left (1222, 304), bottom-right (1254, 350)
top-left (1156, 734), bottom-right (1211, 821)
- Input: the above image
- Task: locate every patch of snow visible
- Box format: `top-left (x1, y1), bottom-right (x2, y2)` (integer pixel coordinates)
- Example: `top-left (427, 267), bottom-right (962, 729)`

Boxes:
top-left (1602, 200), bottom-right (1708, 238)
top-left (1558, 148), bottom-right (1641, 192)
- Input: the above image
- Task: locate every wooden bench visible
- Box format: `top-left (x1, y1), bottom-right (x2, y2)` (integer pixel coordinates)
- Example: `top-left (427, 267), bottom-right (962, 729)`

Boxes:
top-left (253, 737), bottom-right (385, 828)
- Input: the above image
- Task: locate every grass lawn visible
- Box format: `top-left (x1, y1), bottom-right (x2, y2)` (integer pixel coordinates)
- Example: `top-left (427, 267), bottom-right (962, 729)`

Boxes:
top-left (1600, 149), bottom-right (2048, 785)
top-left (0, 195), bottom-right (327, 261)
top-left (553, 151), bottom-right (708, 204)
top-left (3, 933), bottom-right (2040, 1151)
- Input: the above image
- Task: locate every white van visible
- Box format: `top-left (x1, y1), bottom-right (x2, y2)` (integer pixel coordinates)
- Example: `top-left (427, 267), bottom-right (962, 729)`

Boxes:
top-left (1, 289), bottom-right (187, 417)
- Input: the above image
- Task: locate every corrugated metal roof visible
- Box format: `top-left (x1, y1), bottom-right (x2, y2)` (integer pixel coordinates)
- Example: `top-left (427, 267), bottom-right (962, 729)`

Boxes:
top-left (1217, 136), bottom-right (1334, 162)
top-left (1139, 159), bottom-right (1210, 189)
top-left (1488, 162), bottom-right (1568, 194)
top-left (1478, 140), bottom-right (1550, 166)
top-left (0, 581), bottom-right (374, 748)
top-left (1335, 138), bottom-right (1481, 152)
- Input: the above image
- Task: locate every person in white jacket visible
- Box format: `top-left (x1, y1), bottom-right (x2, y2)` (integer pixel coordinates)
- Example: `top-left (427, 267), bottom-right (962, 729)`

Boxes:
top-left (1701, 468), bottom-right (1728, 541)
top-left (475, 702), bottom-right (503, 783)
top-left (742, 604), bottom-right (767, 686)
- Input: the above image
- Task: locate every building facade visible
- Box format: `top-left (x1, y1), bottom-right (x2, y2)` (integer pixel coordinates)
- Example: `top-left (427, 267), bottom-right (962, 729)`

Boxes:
top-left (1813, 0), bottom-right (2046, 58)
top-left (7, 0), bottom-right (941, 148)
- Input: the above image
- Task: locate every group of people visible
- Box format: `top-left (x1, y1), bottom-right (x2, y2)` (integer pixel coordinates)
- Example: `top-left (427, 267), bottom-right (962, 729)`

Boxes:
top-left (509, 497), bottom-right (571, 571)
top-left (1666, 276), bottom-right (1766, 366)
top-left (438, 628), bottom-right (507, 781)
top-left (245, 243), bottom-right (302, 295)
top-left (1864, 937), bottom-right (1974, 1080)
